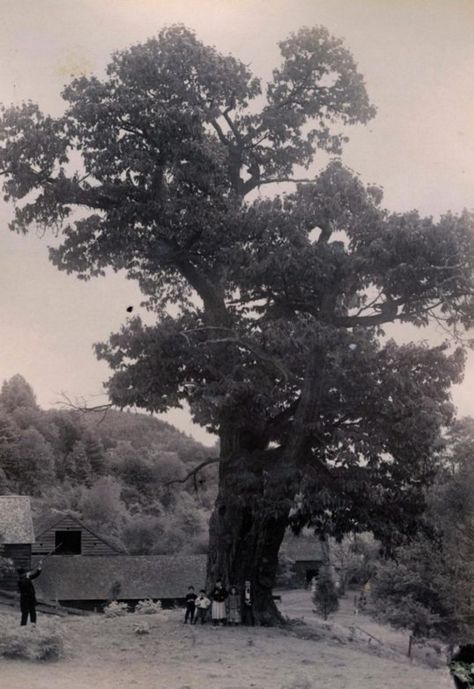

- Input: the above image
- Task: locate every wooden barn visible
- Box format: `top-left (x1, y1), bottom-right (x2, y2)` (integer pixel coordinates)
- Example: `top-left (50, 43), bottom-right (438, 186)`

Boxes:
top-left (0, 502), bottom-right (207, 611)
top-left (32, 513), bottom-right (122, 557)
top-left (31, 554), bottom-right (207, 610)
top-left (31, 510), bottom-right (207, 610)
top-left (282, 532), bottom-right (327, 587)
top-left (0, 495), bottom-right (35, 590)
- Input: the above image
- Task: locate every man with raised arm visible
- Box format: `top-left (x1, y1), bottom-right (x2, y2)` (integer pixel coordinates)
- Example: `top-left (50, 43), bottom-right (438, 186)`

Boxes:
top-left (17, 560), bottom-right (42, 626)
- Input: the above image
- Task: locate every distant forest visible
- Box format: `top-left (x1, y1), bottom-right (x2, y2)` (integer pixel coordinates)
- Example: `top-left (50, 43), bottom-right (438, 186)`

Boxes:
top-left (0, 374), bottom-right (218, 555)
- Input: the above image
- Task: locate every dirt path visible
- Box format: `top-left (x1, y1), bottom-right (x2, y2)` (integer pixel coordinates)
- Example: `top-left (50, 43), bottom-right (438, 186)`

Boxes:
top-left (1, 610), bottom-right (454, 689)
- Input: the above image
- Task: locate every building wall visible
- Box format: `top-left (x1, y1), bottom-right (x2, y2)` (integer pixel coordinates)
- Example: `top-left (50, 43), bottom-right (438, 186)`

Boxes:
top-left (0, 544), bottom-right (32, 591)
top-left (32, 516), bottom-right (118, 556)
top-left (58, 597), bottom-right (185, 612)
top-left (294, 559), bottom-right (322, 586)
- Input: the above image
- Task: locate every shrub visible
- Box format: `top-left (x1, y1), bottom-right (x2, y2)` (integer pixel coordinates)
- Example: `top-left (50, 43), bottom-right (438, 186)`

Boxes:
top-left (0, 556), bottom-right (14, 577)
top-left (134, 622), bottom-right (150, 635)
top-left (103, 601), bottom-right (129, 617)
top-left (0, 616), bottom-right (64, 661)
top-left (135, 599), bottom-right (163, 615)
top-left (312, 567), bottom-right (339, 620)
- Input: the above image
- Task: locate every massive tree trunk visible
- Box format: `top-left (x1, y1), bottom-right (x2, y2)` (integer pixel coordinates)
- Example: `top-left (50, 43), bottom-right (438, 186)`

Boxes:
top-left (206, 433), bottom-right (290, 625)
top-left (206, 341), bottom-right (329, 625)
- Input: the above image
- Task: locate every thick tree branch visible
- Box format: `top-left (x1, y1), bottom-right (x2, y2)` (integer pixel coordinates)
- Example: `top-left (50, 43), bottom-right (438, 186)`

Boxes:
top-left (283, 341), bottom-right (327, 470)
top-left (182, 326), bottom-right (292, 381)
top-left (222, 109), bottom-right (243, 145)
top-left (267, 399), bottom-right (300, 431)
top-left (255, 177), bottom-right (315, 186)
top-left (173, 258), bottom-right (228, 323)
top-left (209, 118), bottom-right (230, 146)
top-left (334, 300), bottom-right (398, 328)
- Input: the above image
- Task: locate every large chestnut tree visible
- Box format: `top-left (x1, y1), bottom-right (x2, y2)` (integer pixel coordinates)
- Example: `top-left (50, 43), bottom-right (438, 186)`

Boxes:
top-left (1, 26), bottom-right (474, 622)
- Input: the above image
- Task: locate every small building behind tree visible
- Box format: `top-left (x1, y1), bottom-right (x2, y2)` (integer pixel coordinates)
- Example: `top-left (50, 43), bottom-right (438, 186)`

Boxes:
top-left (280, 532), bottom-right (328, 588)
top-left (0, 495), bottom-right (35, 590)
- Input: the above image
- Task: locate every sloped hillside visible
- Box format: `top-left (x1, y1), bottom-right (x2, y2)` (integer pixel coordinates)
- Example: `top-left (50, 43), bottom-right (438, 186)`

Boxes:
top-left (0, 375), bottom-right (218, 554)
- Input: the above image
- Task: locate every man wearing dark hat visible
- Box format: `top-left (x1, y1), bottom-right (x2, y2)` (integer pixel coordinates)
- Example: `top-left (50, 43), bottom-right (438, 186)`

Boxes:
top-left (17, 560), bottom-right (42, 626)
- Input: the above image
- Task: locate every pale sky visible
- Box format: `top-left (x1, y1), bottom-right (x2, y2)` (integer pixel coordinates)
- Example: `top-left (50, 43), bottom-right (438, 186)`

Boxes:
top-left (1, 0), bottom-right (474, 444)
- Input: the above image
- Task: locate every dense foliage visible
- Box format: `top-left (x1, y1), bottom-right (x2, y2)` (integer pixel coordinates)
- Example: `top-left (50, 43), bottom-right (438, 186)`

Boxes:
top-left (0, 374), bottom-right (217, 554)
top-left (371, 418), bottom-right (474, 643)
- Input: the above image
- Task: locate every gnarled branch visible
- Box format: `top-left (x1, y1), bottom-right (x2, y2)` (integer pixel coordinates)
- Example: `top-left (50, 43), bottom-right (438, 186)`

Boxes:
top-left (165, 457), bottom-right (220, 491)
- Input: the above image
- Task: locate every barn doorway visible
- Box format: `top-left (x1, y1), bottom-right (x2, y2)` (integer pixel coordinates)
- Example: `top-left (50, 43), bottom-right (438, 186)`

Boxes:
top-left (55, 530), bottom-right (82, 555)
top-left (305, 567), bottom-right (319, 587)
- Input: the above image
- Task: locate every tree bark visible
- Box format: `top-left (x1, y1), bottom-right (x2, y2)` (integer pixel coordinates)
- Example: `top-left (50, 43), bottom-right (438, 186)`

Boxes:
top-left (205, 341), bottom-right (330, 625)
top-left (206, 439), bottom-right (289, 625)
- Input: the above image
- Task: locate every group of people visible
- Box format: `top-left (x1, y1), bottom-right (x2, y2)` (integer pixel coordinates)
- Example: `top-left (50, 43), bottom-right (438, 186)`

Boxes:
top-left (16, 562), bottom-right (256, 629)
top-left (184, 579), bottom-right (254, 626)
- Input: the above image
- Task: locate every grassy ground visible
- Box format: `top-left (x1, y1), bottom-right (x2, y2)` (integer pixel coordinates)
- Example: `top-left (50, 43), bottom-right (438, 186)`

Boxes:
top-left (278, 589), bottom-right (447, 666)
top-left (1, 591), bottom-right (454, 689)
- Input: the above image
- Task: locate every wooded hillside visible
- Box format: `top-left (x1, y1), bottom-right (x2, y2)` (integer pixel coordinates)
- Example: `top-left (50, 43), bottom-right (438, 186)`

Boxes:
top-left (0, 374), bottom-right (217, 555)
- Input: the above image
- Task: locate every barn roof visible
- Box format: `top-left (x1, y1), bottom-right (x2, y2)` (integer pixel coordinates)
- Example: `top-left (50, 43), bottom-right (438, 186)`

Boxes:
top-left (0, 495), bottom-right (35, 544)
top-left (32, 554), bottom-right (207, 601)
top-left (33, 511), bottom-right (72, 537)
top-left (282, 533), bottom-right (326, 562)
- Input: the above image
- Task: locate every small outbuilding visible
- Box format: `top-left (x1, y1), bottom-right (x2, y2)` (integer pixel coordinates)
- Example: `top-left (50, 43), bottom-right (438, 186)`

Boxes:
top-left (281, 533), bottom-right (327, 587)
top-left (0, 495), bottom-right (35, 590)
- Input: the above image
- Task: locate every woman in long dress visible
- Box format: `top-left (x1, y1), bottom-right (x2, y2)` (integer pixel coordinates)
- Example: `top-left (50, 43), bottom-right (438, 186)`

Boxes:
top-left (211, 579), bottom-right (228, 626)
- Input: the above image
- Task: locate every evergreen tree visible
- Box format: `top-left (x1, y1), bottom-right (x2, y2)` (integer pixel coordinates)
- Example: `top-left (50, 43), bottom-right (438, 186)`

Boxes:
top-left (0, 374), bottom-right (38, 413)
top-left (0, 410), bottom-right (20, 487)
top-left (84, 432), bottom-right (106, 475)
top-left (313, 566), bottom-right (339, 620)
top-left (13, 428), bottom-right (55, 495)
top-left (68, 440), bottom-right (93, 485)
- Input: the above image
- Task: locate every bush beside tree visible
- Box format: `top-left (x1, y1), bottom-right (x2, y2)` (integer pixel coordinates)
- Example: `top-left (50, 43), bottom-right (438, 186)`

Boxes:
top-left (312, 566), bottom-right (339, 620)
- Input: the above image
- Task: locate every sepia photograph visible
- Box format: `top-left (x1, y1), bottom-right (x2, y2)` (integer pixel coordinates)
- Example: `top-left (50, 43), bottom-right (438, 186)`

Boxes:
top-left (0, 1), bottom-right (473, 687)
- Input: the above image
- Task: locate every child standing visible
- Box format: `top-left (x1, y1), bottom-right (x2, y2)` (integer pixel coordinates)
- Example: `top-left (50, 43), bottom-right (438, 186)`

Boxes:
top-left (184, 585), bottom-right (197, 624)
top-left (194, 589), bottom-right (211, 624)
top-left (227, 585), bottom-right (241, 625)
top-left (211, 579), bottom-right (228, 626)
